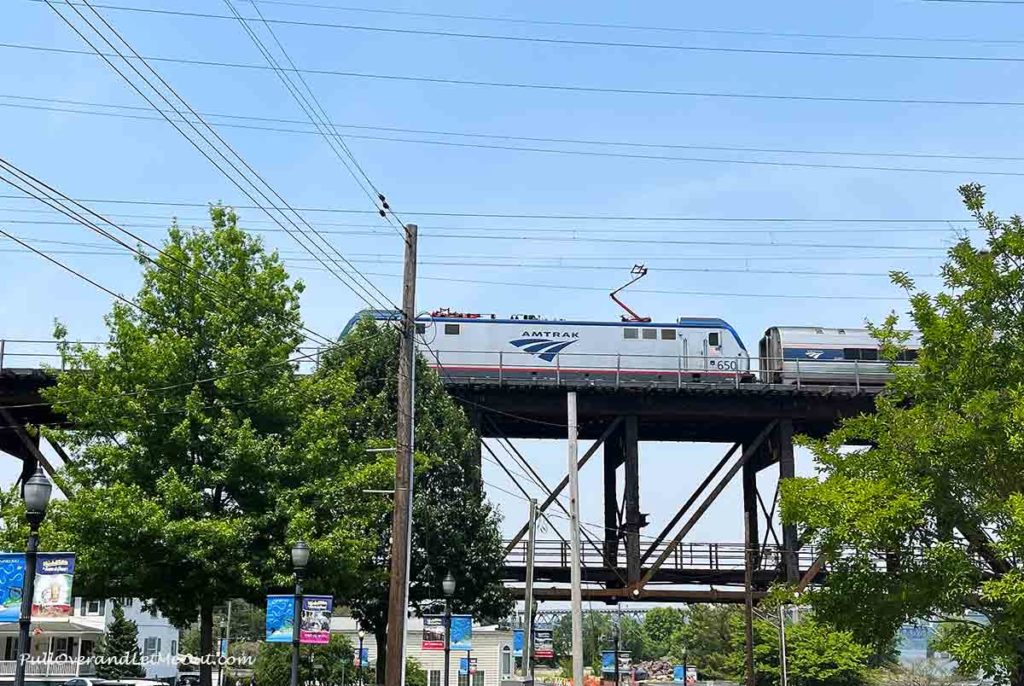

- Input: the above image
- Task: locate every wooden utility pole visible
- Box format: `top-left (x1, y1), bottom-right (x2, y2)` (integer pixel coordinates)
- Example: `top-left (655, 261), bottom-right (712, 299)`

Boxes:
top-left (385, 224), bottom-right (418, 686)
top-left (567, 392), bottom-right (584, 686)
top-left (523, 498), bottom-right (538, 683)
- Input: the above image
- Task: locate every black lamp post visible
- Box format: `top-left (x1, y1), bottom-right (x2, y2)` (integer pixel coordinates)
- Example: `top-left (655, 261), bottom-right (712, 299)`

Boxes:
top-left (442, 572), bottom-right (456, 686)
top-left (357, 630), bottom-right (365, 686)
top-left (14, 466), bottom-right (52, 686)
top-left (290, 541), bottom-right (310, 686)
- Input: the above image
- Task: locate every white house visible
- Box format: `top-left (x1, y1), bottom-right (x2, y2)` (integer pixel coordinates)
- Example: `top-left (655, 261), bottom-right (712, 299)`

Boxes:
top-left (0, 598), bottom-right (180, 684)
top-left (331, 617), bottom-right (516, 686)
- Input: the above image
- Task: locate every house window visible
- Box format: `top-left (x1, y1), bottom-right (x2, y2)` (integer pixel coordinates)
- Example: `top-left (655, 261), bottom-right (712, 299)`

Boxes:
top-left (81, 640), bottom-right (95, 659)
top-left (623, 328), bottom-right (638, 340)
top-left (428, 670), bottom-right (442, 686)
top-left (473, 672), bottom-right (485, 686)
top-left (708, 332), bottom-right (721, 347)
top-left (501, 646), bottom-right (512, 677)
top-left (444, 324), bottom-right (460, 335)
top-left (458, 674), bottom-right (468, 686)
top-left (415, 323), bottom-right (426, 335)
top-left (84, 599), bottom-right (105, 616)
top-left (4, 637), bottom-right (19, 660)
top-left (143, 637), bottom-right (161, 657)
top-left (641, 329), bottom-right (656, 340)
top-left (170, 640), bottom-right (178, 657)
top-left (660, 329), bottom-right (676, 340)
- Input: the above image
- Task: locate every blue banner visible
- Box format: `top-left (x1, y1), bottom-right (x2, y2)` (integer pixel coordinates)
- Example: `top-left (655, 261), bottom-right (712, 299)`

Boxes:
top-left (459, 658), bottom-right (477, 676)
top-left (512, 629), bottom-right (523, 657)
top-left (673, 666), bottom-right (685, 682)
top-left (450, 615), bottom-right (472, 651)
top-left (0, 554), bottom-right (26, 623)
top-left (266, 595), bottom-right (295, 643)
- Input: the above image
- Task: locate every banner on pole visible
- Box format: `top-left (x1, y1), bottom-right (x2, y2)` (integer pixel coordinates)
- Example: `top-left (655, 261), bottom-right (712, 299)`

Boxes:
top-left (533, 626), bottom-right (553, 659)
top-left (32, 553), bottom-right (75, 620)
top-left (300, 595), bottom-right (333, 645)
top-left (450, 615), bottom-right (472, 651)
top-left (0, 554), bottom-right (26, 623)
top-left (266, 595), bottom-right (295, 643)
top-left (355, 648), bottom-right (370, 667)
top-left (422, 616), bottom-right (445, 650)
top-left (512, 629), bottom-right (523, 657)
top-left (601, 651), bottom-right (630, 673)
top-left (459, 658), bottom-right (477, 676)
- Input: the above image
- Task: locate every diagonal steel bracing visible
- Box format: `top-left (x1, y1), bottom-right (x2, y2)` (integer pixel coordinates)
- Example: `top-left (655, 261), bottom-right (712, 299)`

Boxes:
top-left (504, 417), bottom-right (624, 553)
top-left (637, 420), bottom-right (778, 591)
top-left (640, 441), bottom-right (741, 565)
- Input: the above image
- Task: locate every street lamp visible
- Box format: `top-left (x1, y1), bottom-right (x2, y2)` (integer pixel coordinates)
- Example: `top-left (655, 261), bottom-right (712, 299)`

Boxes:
top-left (442, 572), bottom-right (456, 686)
top-left (290, 541), bottom-right (310, 686)
top-left (14, 466), bottom-right (52, 686)
top-left (357, 629), bottom-right (365, 686)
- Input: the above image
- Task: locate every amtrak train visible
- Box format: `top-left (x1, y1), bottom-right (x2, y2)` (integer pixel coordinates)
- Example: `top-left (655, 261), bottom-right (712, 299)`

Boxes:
top-left (345, 310), bottom-right (920, 387)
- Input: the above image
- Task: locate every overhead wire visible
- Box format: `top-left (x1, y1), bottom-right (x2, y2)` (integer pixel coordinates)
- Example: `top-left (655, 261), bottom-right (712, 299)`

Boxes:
top-left (0, 233), bottom-right (951, 277)
top-left (235, 0), bottom-right (1024, 46)
top-left (39, 0), bottom-right (399, 314)
top-left (38, 2), bottom-right (1024, 64)
top-left (3, 95), bottom-right (1023, 177)
top-left (7, 92), bottom-right (1024, 165)
top-left (0, 155), bottom-right (338, 346)
top-left (10, 40), bottom-right (1024, 108)
top-left (220, 0), bottom-right (407, 238)
top-left (0, 192), bottom-right (976, 222)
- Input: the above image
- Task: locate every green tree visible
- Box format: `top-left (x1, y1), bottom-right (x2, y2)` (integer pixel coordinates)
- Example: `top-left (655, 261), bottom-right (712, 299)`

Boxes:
top-left (94, 602), bottom-right (147, 679)
top-left (749, 616), bottom-right (870, 686)
top-left (642, 607), bottom-right (688, 660)
top-left (678, 605), bottom-right (742, 681)
top-left (253, 634), bottom-right (356, 686)
top-left (780, 184), bottom-right (1024, 685)
top-left (46, 208), bottom-right (306, 686)
top-left (290, 316), bottom-right (512, 684)
top-left (553, 611), bottom-right (611, 670)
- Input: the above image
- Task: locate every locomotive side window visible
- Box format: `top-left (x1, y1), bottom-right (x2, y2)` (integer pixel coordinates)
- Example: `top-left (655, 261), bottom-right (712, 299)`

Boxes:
top-left (444, 323), bottom-right (460, 335)
top-left (708, 332), bottom-right (721, 347)
top-left (624, 328), bottom-right (638, 340)
top-left (843, 348), bottom-right (860, 360)
top-left (642, 329), bottom-right (657, 340)
top-left (660, 329), bottom-right (677, 340)
top-left (898, 349), bottom-right (919, 361)
top-left (415, 323), bottom-right (426, 334)
top-left (844, 348), bottom-right (880, 361)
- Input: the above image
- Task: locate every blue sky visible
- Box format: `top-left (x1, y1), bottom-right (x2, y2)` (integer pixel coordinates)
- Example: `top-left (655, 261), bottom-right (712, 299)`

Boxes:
top-left (2, 0), bottom-right (1024, 556)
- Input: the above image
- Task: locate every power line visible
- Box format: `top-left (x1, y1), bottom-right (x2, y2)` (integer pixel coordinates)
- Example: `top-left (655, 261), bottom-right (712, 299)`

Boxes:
top-left (0, 156), bottom-right (339, 346)
top-left (2, 236), bottom-right (943, 277)
top-left (4, 97), bottom-right (1023, 177)
top-left (0, 193), bottom-right (975, 222)
top-left (9, 40), bottom-right (1024, 108)
top-left (220, 0), bottom-right (405, 238)
top-left (0, 210), bottom-right (980, 234)
top-left (43, 1), bottom-right (1024, 63)
top-left (39, 0), bottom-right (399, 314)
top-left (240, 0), bottom-right (1024, 46)
top-left (7, 92), bottom-right (1024, 164)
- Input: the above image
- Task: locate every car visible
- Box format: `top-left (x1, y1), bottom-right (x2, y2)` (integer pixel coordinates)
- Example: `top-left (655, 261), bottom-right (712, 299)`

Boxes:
top-left (59, 679), bottom-right (107, 686)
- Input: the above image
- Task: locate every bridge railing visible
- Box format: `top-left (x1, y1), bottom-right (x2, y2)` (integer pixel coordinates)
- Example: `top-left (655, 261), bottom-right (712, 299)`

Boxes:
top-left (1, 339), bottom-right (900, 391)
top-left (0, 339), bottom-right (325, 375)
top-left (430, 348), bottom-right (899, 391)
top-left (504, 539), bottom-right (826, 572)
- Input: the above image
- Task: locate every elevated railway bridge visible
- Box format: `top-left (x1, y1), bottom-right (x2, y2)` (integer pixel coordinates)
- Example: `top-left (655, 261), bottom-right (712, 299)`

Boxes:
top-left (0, 338), bottom-right (884, 605)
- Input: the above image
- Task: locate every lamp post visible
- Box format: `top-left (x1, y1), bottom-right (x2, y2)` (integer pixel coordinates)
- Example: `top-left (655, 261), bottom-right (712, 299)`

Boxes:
top-left (442, 572), bottom-right (456, 686)
top-left (290, 541), bottom-right (310, 686)
top-left (14, 466), bottom-right (52, 686)
top-left (357, 630), bottom-right (365, 686)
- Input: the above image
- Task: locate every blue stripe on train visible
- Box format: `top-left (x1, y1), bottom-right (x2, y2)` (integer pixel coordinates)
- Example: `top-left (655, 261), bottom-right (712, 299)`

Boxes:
top-left (782, 347), bottom-right (846, 361)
